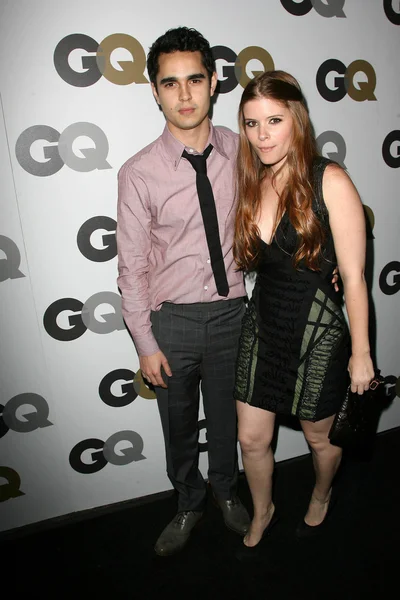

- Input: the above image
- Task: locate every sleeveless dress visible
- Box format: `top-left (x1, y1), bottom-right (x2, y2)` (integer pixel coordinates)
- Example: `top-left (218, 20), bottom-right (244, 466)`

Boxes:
top-left (234, 157), bottom-right (350, 422)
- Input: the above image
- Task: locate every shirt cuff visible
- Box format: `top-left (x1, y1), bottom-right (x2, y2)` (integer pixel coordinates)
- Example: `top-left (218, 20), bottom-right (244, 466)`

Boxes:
top-left (134, 335), bottom-right (160, 357)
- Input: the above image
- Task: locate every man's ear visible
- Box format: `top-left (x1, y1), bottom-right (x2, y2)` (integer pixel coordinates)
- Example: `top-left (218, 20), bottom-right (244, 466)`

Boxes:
top-left (151, 82), bottom-right (160, 105)
top-left (210, 71), bottom-right (218, 97)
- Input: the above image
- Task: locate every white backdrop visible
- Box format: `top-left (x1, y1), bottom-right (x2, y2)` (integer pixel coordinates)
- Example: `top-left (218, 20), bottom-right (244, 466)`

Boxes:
top-left (1, 0), bottom-right (399, 534)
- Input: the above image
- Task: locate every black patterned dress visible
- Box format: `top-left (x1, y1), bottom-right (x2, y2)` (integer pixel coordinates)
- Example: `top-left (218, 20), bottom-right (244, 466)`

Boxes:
top-left (234, 157), bottom-right (350, 421)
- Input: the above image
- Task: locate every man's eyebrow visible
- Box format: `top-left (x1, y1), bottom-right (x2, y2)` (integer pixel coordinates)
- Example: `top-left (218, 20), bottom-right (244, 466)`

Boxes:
top-left (187, 73), bottom-right (206, 80)
top-left (159, 73), bottom-right (206, 85)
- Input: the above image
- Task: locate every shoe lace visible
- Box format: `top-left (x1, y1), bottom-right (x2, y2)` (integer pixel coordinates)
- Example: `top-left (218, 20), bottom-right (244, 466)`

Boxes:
top-left (174, 511), bottom-right (191, 526)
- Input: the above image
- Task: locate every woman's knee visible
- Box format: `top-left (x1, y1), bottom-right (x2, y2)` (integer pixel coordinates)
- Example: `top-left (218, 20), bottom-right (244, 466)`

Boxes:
top-left (304, 428), bottom-right (339, 455)
top-left (302, 417), bottom-right (334, 451)
top-left (305, 434), bottom-right (325, 453)
top-left (238, 428), bottom-right (272, 454)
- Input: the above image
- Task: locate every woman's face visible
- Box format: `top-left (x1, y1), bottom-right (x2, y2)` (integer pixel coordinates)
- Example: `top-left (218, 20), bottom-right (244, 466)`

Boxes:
top-left (242, 96), bottom-right (294, 172)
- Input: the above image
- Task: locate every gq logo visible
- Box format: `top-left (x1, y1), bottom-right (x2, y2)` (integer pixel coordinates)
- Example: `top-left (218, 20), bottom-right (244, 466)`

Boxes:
top-left (382, 131), bottom-right (400, 168)
top-left (363, 206), bottom-right (375, 241)
top-left (0, 236), bottom-right (25, 282)
top-left (99, 369), bottom-right (156, 406)
top-left (69, 431), bottom-right (146, 474)
top-left (281, 0), bottom-right (346, 17)
top-left (316, 131), bottom-right (346, 168)
top-left (383, 375), bottom-right (400, 400)
top-left (43, 292), bottom-right (124, 341)
top-left (77, 216), bottom-right (117, 262)
top-left (316, 60), bottom-right (377, 102)
top-left (198, 419), bottom-right (208, 453)
top-left (15, 123), bottom-right (111, 176)
top-left (212, 45), bottom-right (274, 94)
top-left (379, 262), bottom-right (400, 295)
top-left (384, 0), bottom-right (400, 25)
top-left (54, 34), bottom-right (148, 87)
top-left (0, 394), bottom-right (52, 439)
top-left (0, 467), bottom-right (25, 503)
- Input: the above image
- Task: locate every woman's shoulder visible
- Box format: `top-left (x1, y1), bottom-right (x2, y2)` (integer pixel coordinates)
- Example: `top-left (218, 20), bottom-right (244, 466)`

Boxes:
top-left (312, 155), bottom-right (343, 180)
top-left (313, 155), bottom-right (350, 198)
top-left (321, 160), bottom-right (360, 215)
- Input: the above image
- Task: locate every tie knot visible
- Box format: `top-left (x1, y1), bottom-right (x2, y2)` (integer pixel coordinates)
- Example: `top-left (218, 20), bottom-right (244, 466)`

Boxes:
top-left (183, 144), bottom-right (213, 174)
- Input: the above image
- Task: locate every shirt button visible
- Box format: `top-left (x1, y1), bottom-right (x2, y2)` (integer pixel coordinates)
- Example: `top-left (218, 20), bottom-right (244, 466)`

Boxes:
top-left (204, 286), bottom-right (208, 290)
top-left (189, 148), bottom-right (194, 153)
top-left (206, 259), bottom-right (210, 264)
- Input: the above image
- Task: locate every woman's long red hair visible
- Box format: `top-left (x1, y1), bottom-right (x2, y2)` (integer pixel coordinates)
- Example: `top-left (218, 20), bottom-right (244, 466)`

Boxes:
top-left (233, 71), bottom-right (325, 272)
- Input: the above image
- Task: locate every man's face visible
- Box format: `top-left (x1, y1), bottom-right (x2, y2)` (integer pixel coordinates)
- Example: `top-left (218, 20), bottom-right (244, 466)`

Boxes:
top-left (152, 51), bottom-right (217, 136)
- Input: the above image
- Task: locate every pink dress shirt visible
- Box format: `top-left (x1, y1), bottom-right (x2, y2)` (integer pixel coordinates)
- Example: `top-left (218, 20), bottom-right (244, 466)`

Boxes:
top-left (117, 121), bottom-right (246, 356)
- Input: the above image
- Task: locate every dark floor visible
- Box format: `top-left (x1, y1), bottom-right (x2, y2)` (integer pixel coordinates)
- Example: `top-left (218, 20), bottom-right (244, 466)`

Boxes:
top-left (2, 427), bottom-right (399, 599)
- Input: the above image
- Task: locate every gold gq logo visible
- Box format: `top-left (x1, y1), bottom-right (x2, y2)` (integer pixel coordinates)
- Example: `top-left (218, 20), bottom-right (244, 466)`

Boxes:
top-left (99, 369), bottom-right (156, 407)
top-left (212, 46), bottom-right (275, 94)
top-left (316, 60), bottom-right (377, 102)
top-left (54, 33), bottom-right (274, 94)
top-left (54, 34), bottom-right (148, 86)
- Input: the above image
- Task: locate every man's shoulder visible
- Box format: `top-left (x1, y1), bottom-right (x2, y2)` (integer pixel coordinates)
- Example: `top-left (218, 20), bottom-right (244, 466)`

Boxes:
top-left (118, 135), bottom-right (163, 178)
top-left (213, 125), bottom-right (239, 156)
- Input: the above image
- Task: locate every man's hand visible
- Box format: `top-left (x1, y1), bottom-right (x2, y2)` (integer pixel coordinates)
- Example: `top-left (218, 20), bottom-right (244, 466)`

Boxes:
top-left (140, 351), bottom-right (172, 389)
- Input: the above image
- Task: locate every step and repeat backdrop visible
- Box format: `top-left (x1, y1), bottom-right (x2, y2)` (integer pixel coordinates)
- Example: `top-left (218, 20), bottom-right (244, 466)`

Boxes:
top-left (1, 0), bottom-right (399, 533)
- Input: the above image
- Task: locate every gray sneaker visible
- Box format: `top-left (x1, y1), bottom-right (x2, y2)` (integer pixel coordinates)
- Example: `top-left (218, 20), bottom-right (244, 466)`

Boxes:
top-left (154, 511), bottom-right (203, 556)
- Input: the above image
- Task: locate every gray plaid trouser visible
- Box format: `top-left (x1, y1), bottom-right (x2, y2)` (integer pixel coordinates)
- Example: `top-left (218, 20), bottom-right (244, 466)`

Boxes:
top-left (151, 297), bottom-right (245, 512)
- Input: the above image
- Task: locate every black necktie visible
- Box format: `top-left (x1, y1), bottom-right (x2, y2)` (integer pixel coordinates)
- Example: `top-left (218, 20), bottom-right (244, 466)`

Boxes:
top-left (182, 144), bottom-right (229, 297)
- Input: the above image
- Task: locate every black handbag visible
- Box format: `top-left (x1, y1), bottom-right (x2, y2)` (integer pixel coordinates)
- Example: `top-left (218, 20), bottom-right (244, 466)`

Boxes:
top-left (328, 370), bottom-right (385, 449)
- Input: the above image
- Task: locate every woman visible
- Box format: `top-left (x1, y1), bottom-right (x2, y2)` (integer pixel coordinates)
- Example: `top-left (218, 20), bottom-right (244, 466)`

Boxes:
top-left (233, 71), bottom-right (374, 555)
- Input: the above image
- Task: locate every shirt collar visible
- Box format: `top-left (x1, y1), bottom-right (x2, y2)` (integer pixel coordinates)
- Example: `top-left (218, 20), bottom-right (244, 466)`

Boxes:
top-left (161, 120), bottom-right (230, 170)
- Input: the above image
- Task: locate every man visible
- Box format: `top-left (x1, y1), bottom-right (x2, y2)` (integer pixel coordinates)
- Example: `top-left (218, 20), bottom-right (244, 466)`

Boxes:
top-left (117, 26), bottom-right (249, 557)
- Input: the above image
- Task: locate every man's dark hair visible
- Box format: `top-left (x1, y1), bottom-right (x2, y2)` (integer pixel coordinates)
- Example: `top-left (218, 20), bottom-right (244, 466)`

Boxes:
top-left (147, 27), bottom-right (216, 88)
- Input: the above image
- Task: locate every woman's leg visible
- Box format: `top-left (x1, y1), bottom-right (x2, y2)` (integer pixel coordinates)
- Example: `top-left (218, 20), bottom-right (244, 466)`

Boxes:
top-left (237, 401), bottom-right (276, 546)
top-left (300, 415), bottom-right (342, 526)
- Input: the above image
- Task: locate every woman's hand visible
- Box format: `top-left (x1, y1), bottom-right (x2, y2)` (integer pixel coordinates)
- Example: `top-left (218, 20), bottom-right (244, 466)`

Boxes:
top-left (348, 352), bottom-right (375, 395)
top-left (331, 266), bottom-right (340, 292)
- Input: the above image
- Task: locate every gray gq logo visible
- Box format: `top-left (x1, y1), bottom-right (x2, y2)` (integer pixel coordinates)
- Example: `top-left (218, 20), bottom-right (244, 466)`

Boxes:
top-left (15, 123), bottom-right (111, 176)
top-left (0, 236), bottom-right (25, 282)
top-left (0, 467), bottom-right (25, 503)
top-left (281, 0), bottom-right (346, 17)
top-left (316, 131), bottom-right (347, 168)
top-left (69, 431), bottom-right (146, 474)
top-left (0, 394), bottom-right (52, 438)
top-left (77, 216), bottom-right (117, 262)
top-left (43, 292), bottom-right (124, 341)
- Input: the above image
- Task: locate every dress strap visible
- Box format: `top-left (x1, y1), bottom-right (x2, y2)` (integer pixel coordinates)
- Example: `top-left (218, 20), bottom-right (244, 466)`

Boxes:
top-left (312, 156), bottom-right (335, 225)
